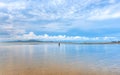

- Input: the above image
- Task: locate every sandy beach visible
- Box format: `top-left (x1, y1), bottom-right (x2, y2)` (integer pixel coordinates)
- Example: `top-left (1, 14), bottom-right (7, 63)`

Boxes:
top-left (0, 64), bottom-right (119, 75)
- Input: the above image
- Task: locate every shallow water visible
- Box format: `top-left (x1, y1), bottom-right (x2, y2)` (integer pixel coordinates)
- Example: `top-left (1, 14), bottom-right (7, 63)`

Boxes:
top-left (0, 43), bottom-right (120, 75)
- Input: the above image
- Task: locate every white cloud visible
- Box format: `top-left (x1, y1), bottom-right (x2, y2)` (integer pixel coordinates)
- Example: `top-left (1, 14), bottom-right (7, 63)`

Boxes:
top-left (109, 0), bottom-right (116, 4)
top-left (0, 1), bottom-right (27, 11)
top-left (50, 0), bottom-right (66, 6)
top-left (0, 24), bottom-right (26, 36)
top-left (27, 0), bottom-right (101, 20)
top-left (11, 32), bottom-right (118, 42)
top-left (0, 2), bottom-right (6, 7)
top-left (0, 0), bottom-right (120, 22)
top-left (88, 3), bottom-right (120, 20)
top-left (26, 0), bottom-right (120, 21)
top-left (38, 23), bottom-right (71, 32)
top-left (0, 1), bottom-right (28, 22)
top-left (0, 0), bottom-right (120, 39)
top-left (0, 12), bottom-right (8, 17)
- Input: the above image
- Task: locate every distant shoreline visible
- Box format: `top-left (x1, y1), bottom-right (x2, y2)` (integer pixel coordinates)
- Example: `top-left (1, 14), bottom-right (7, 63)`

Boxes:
top-left (1, 41), bottom-right (120, 45)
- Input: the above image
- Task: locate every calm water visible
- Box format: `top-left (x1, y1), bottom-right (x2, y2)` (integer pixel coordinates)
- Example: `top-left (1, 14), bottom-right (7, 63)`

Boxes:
top-left (0, 43), bottom-right (120, 75)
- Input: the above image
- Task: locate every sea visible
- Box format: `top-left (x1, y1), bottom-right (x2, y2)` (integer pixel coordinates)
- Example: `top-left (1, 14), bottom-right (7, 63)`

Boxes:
top-left (0, 42), bottom-right (120, 75)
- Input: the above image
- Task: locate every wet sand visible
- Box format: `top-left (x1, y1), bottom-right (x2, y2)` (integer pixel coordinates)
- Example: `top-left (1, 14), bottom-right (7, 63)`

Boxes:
top-left (0, 64), bottom-right (119, 75)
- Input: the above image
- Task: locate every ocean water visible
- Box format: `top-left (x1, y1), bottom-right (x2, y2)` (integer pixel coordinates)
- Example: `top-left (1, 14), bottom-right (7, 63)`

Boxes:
top-left (0, 43), bottom-right (120, 75)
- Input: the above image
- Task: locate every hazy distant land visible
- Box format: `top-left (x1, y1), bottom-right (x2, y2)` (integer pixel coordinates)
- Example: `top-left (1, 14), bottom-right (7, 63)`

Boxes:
top-left (2, 39), bottom-right (120, 45)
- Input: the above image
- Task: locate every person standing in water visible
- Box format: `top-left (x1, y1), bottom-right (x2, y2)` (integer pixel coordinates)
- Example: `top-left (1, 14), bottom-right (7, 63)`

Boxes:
top-left (58, 43), bottom-right (60, 46)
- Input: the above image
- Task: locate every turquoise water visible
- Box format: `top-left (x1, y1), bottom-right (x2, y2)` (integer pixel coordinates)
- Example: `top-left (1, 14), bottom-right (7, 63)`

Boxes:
top-left (0, 43), bottom-right (120, 74)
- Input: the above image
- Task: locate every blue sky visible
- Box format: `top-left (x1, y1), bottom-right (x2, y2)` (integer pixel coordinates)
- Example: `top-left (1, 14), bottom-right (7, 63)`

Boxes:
top-left (0, 0), bottom-right (120, 41)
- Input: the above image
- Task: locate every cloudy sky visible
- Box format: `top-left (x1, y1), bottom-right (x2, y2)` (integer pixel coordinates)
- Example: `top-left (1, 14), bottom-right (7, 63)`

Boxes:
top-left (0, 0), bottom-right (120, 41)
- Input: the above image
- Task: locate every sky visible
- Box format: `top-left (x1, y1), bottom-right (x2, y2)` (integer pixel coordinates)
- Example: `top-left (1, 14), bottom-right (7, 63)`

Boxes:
top-left (0, 0), bottom-right (120, 41)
